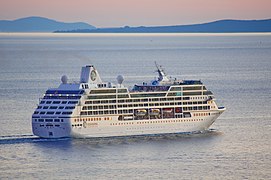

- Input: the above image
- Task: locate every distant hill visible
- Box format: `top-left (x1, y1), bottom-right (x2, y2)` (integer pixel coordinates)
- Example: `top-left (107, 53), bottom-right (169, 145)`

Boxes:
top-left (56, 19), bottom-right (271, 33)
top-left (1, 17), bottom-right (270, 33)
top-left (0, 16), bottom-right (96, 32)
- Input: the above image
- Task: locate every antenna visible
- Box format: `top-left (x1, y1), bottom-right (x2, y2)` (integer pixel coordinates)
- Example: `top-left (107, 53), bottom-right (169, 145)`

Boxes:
top-left (154, 62), bottom-right (170, 83)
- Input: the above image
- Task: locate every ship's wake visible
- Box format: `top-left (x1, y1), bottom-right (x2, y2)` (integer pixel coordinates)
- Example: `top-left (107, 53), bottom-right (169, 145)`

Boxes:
top-left (76, 129), bottom-right (222, 145)
top-left (0, 134), bottom-right (71, 145)
top-left (0, 129), bottom-right (221, 145)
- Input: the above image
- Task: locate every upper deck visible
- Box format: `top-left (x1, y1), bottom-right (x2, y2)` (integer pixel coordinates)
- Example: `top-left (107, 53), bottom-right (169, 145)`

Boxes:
top-left (33, 63), bottom-right (216, 120)
top-left (40, 63), bottom-right (213, 100)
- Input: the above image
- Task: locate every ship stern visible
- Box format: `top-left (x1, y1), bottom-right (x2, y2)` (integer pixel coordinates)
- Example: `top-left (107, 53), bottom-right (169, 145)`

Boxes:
top-left (32, 117), bottom-right (72, 138)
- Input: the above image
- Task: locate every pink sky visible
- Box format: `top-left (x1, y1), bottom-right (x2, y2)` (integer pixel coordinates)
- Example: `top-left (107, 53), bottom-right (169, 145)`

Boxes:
top-left (0, 0), bottom-right (271, 27)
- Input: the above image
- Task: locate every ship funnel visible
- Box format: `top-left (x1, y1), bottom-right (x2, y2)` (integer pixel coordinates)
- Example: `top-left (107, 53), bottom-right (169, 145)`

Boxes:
top-left (80, 65), bottom-right (102, 84)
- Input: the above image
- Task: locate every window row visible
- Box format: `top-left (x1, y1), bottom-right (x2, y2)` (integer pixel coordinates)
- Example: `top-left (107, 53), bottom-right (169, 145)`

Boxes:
top-left (183, 106), bottom-right (210, 111)
top-left (37, 106), bottom-right (75, 110)
top-left (74, 117), bottom-right (111, 122)
top-left (43, 96), bottom-right (81, 99)
top-left (82, 105), bottom-right (116, 110)
top-left (81, 102), bottom-right (208, 111)
top-left (80, 107), bottom-right (208, 117)
top-left (40, 101), bottom-right (78, 104)
top-left (34, 111), bottom-right (72, 115)
top-left (110, 118), bottom-right (205, 126)
top-left (194, 113), bottom-right (210, 117)
top-left (33, 119), bottom-right (64, 122)
top-left (84, 97), bottom-right (194, 105)
top-left (39, 124), bottom-right (61, 127)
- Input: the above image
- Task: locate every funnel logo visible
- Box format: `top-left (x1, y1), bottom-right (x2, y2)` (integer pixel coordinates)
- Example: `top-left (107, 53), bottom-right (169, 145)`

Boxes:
top-left (90, 70), bottom-right (97, 81)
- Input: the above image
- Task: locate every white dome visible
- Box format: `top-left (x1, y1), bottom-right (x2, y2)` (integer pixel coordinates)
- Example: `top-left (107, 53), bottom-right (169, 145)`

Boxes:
top-left (117, 75), bottom-right (124, 84)
top-left (61, 75), bottom-right (68, 84)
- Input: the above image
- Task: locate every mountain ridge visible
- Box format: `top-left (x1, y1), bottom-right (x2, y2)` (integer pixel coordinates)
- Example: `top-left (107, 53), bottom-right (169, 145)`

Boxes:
top-left (0, 16), bottom-right (96, 32)
top-left (56, 19), bottom-right (271, 33)
top-left (1, 17), bottom-right (271, 33)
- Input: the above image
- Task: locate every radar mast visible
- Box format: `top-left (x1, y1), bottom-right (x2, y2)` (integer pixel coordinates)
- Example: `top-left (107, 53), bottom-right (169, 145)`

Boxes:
top-left (155, 61), bottom-right (170, 83)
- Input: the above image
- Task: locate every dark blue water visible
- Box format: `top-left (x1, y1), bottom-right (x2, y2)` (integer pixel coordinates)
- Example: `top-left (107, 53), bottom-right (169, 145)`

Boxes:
top-left (0, 33), bottom-right (270, 179)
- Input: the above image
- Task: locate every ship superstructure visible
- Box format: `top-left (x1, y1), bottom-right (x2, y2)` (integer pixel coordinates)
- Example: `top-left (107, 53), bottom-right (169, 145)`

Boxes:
top-left (32, 63), bottom-right (225, 138)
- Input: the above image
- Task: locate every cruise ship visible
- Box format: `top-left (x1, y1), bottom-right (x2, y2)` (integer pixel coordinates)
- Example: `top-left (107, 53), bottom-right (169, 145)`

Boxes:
top-left (32, 63), bottom-right (225, 138)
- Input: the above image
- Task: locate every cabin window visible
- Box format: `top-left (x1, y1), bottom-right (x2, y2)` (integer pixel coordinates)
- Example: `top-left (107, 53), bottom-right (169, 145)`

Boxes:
top-left (183, 86), bottom-right (202, 91)
top-left (68, 101), bottom-right (77, 104)
top-left (85, 101), bottom-right (91, 104)
top-left (117, 89), bottom-right (128, 93)
top-left (90, 89), bottom-right (116, 94)
top-left (183, 92), bottom-right (202, 96)
top-left (65, 106), bottom-right (75, 109)
top-left (170, 87), bottom-right (182, 91)
top-left (101, 100), bottom-right (108, 104)
top-left (87, 106), bottom-right (92, 110)
top-left (81, 112), bottom-right (87, 115)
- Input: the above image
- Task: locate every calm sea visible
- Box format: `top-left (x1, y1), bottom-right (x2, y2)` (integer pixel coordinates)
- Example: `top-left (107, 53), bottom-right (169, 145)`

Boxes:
top-left (0, 33), bottom-right (270, 179)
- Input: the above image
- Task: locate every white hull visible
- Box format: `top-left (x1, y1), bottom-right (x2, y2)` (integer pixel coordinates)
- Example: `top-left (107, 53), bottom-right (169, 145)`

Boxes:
top-left (32, 109), bottom-right (224, 138)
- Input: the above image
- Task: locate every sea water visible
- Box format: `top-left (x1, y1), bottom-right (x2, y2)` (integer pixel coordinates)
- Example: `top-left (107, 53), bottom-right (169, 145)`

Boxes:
top-left (0, 33), bottom-right (270, 179)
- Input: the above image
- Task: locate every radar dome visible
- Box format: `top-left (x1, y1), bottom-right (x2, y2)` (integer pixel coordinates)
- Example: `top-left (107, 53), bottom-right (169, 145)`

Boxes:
top-left (117, 75), bottom-right (124, 84)
top-left (61, 75), bottom-right (68, 84)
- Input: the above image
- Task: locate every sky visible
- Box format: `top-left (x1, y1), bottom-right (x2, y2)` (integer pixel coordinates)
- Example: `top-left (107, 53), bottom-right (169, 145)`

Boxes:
top-left (0, 0), bottom-right (271, 28)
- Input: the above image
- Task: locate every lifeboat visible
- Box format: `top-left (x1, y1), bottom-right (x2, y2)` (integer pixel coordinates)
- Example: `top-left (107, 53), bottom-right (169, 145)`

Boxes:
top-left (123, 116), bottom-right (133, 120)
top-left (163, 108), bottom-right (173, 113)
top-left (135, 109), bottom-right (147, 116)
top-left (149, 109), bottom-right (160, 116)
